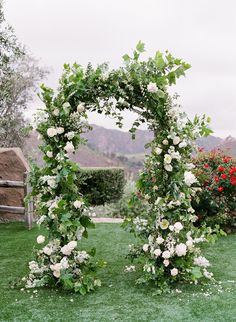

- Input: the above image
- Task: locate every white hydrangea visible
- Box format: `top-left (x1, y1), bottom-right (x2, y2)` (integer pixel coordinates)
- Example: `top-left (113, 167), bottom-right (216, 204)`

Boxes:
top-left (184, 171), bottom-right (197, 186)
top-left (75, 251), bottom-right (90, 263)
top-left (175, 243), bottom-right (187, 256)
top-left (147, 82), bottom-right (158, 93)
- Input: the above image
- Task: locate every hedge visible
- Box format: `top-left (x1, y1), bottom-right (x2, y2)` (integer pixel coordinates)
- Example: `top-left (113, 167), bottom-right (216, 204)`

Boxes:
top-left (77, 167), bottom-right (125, 205)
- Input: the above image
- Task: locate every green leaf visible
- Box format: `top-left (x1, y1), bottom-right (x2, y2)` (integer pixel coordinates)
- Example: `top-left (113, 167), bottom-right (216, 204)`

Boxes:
top-left (80, 216), bottom-right (95, 228)
top-left (136, 41), bottom-right (145, 53)
top-left (154, 51), bottom-right (165, 69)
top-left (122, 54), bottom-right (130, 62)
top-left (157, 90), bottom-right (165, 98)
top-left (191, 266), bottom-right (202, 279)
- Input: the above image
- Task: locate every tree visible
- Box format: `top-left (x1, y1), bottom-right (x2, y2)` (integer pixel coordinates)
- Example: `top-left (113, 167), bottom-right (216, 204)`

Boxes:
top-left (0, 1), bottom-right (48, 148)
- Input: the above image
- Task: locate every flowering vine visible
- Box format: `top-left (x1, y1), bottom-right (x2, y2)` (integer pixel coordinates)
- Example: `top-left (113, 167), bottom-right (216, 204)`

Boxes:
top-left (26, 42), bottom-right (213, 293)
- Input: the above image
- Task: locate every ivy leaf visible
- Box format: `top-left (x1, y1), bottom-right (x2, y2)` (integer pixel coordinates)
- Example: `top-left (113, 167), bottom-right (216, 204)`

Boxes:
top-left (136, 41), bottom-right (145, 53)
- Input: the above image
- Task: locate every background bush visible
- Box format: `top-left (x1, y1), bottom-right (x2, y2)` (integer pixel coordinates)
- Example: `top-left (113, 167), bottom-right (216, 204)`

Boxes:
top-left (77, 167), bottom-right (125, 206)
top-left (192, 149), bottom-right (236, 230)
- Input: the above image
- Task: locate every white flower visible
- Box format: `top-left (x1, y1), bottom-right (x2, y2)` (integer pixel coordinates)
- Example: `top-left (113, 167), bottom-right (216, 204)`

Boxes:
top-left (156, 237), bottom-right (164, 245)
top-left (61, 245), bottom-right (72, 256)
top-left (194, 256), bottom-right (210, 267)
top-left (73, 200), bottom-right (83, 209)
top-left (43, 246), bottom-right (53, 256)
top-left (67, 241), bottom-right (77, 250)
top-left (186, 240), bottom-right (193, 248)
top-left (185, 163), bottom-right (195, 170)
top-left (36, 235), bottom-right (45, 244)
top-left (176, 243), bottom-right (187, 256)
top-left (47, 178), bottom-right (57, 189)
top-left (162, 250), bottom-right (171, 259)
top-left (75, 251), bottom-right (89, 263)
top-left (56, 127), bottom-right (64, 134)
top-left (124, 265), bottom-right (136, 272)
top-left (179, 141), bottom-right (187, 148)
top-left (143, 244), bottom-right (149, 252)
top-left (53, 270), bottom-right (61, 278)
top-left (184, 171), bottom-right (197, 186)
top-left (53, 109), bottom-right (59, 116)
top-left (203, 269), bottom-right (213, 279)
top-left (171, 268), bottom-right (178, 276)
top-left (173, 136), bottom-right (180, 145)
top-left (64, 141), bottom-right (75, 153)
top-left (60, 257), bottom-right (69, 269)
top-left (37, 215), bottom-right (46, 225)
top-left (162, 139), bottom-right (169, 145)
top-left (47, 128), bottom-right (57, 137)
top-left (174, 222), bottom-right (183, 233)
top-left (169, 225), bottom-right (174, 231)
top-left (63, 102), bottom-right (70, 109)
top-left (164, 164), bottom-right (173, 172)
top-left (163, 259), bottom-right (169, 267)
top-left (77, 103), bottom-right (85, 112)
top-left (147, 82), bottom-right (158, 93)
top-left (46, 151), bottom-right (53, 158)
top-left (164, 154), bottom-right (172, 164)
top-left (155, 147), bottom-right (162, 155)
top-left (153, 249), bottom-right (161, 257)
top-left (65, 131), bottom-right (75, 140)
top-left (160, 219), bottom-right (169, 230)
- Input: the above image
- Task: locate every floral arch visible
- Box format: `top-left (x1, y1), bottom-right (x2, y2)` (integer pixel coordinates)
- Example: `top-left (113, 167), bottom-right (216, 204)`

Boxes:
top-left (26, 42), bottom-right (213, 294)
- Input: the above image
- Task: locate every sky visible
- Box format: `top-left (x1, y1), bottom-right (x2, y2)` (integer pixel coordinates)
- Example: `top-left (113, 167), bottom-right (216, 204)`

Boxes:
top-left (4, 0), bottom-right (236, 138)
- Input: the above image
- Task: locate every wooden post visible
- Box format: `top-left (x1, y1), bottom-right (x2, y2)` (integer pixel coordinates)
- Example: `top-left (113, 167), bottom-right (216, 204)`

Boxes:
top-left (24, 172), bottom-right (33, 230)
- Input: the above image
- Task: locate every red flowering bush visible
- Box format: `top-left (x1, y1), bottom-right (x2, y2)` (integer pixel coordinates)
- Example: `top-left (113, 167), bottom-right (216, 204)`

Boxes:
top-left (192, 149), bottom-right (236, 229)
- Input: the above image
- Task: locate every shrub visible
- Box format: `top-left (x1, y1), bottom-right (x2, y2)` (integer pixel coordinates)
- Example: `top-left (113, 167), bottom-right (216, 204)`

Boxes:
top-left (77, 167), bottom-right (125, 206)
top-left (192, 149), bottom-right (236, 229)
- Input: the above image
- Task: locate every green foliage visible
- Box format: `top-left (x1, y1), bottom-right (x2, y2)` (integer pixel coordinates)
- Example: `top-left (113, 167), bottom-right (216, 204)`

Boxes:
top-left (77, 168), bottom-right (125, 206)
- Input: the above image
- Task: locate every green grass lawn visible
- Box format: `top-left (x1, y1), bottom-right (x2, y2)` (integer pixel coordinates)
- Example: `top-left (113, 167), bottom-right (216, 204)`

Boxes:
top-left (0, 223), bottom-right (236, 322)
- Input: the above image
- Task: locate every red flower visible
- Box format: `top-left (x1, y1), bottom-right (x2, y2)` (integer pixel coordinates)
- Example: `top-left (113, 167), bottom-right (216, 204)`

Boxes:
top-left (204, 164), bottom-right (209, 168)
top-left (229, 167), bottom-right (236, 175)
top-left (221, 174), bottom-right (227, 180)
top-left (218, 186), bottom-right (223, 192)
top-left (230, 176), bottom-right (236, 186)
top-left (214, 176), bottom-right (219, 182)
top-left (223, 156), bottom-right (231, 163)
top-left (218, 166), bottom-right (225, 173)
top-left (208, 187), bottom-right (212, 191)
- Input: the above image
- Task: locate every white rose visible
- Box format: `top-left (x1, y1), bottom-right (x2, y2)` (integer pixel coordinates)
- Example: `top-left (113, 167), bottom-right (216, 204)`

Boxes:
top-left (184, 171), bottom-right (197, 186)
top-left (47, 128), bottom-right (57, 137)
top-left (67, 241), bottom-right (77, 250)
top-left (173, 136), bottom-right (180, 145)
top-left (176, 243), bottom-right (187, 256)
top-left (36, 235), bottom-right (45, 244)
top-left (153, 249), bottom-right (161, 257)
top-left (46, 151), bottom-right (53, 158)
top-left (56, 127), bottom-right (64, 134)
top-left (171, 268), bottom-right (178, 276)
top-left (174, 222), bottom-right (183, 233)
top-left (147, 82), bottom-right (158, 93)
top-left (77, 103), bottom-right (85, 113)
top-left (43, 246), bottom-right (53, 256)
top-left (64, 141), bottom-right (75, 153)
top-left (156, 237), bottom-right (164, 245)
top-left (163, 259), bottom-right (169, 267)
top-left (164, 164), bottom-right (173, 172)
top-left (143, 244), bottom-right (149, 252)
top-left (162, 250), bottom-right (171, 259)
top-left (179, 141), bottom-right (187, 148)
top-left (65, 131), bottom-right (75, 140)
top-left (155, 147), bottom-right (162, 155)
top-left (73, 200), bottom-right (83, 209)
top-left (162, 139), bottom-right (169, 145)
top-left (164, 154), bottom-right (172, 164)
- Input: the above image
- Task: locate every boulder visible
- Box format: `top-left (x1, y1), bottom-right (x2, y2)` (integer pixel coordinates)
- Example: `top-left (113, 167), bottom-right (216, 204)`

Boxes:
top-left (0, 148), bottom-right (29, 222)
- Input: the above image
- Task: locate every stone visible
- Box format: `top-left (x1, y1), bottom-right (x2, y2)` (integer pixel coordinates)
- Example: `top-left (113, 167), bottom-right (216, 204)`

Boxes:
top-left (0, 148), bottom-right (29, 222)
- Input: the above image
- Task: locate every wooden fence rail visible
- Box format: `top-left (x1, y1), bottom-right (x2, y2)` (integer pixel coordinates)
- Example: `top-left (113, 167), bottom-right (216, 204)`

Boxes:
top-left (0, 173), bottom-right (33, 229)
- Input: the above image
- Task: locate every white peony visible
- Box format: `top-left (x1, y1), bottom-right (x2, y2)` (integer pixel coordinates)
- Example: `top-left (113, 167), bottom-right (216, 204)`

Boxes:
top-left (153, 249), bottom-right (161, 257)
top-left (164, 154), bottom-right (172, 164)
top-left (174, 222), bottom-right (183, 233)
top-left (173, 136), bottom-right (180, 145)
top-left (162, 139), bottom-right (169, 145)
top-left (56, 127), bottom-right (64, 134)
top-left (73, 200), bottom-right (83, 209)
top-left (164, 164), bottom-right (173, 172)
top-left (143, 244), bottom-right (149, 252)
top-left (176, 243), bottom-right (187, 257)
top-left (171, 268), bottom-right (178, 276)
top-left (36, 235), bottom-right (45, 244)
top-left (77, 103), bottom-right (85, 112)
top-left (64, 141), bottom-right (75, 153)
top-left (184, 171), bottom-right (197, 186)
top-left (155, 147), bottom-right (162, 155)
top-left (163, 259), bottom-right (169, 267)
top-left (147, 82), bottom-right (158, 93)
top-left (47, 128), bottom-right (57, 137)
top-left (162, 250), bottom-right (171, 259)
top-left (46, 151), bottom-right (53, 158)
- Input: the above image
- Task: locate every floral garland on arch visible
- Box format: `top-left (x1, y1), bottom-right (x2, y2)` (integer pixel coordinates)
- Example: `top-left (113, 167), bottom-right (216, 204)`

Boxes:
top-left (25, 42), bottom-right (213, 293)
